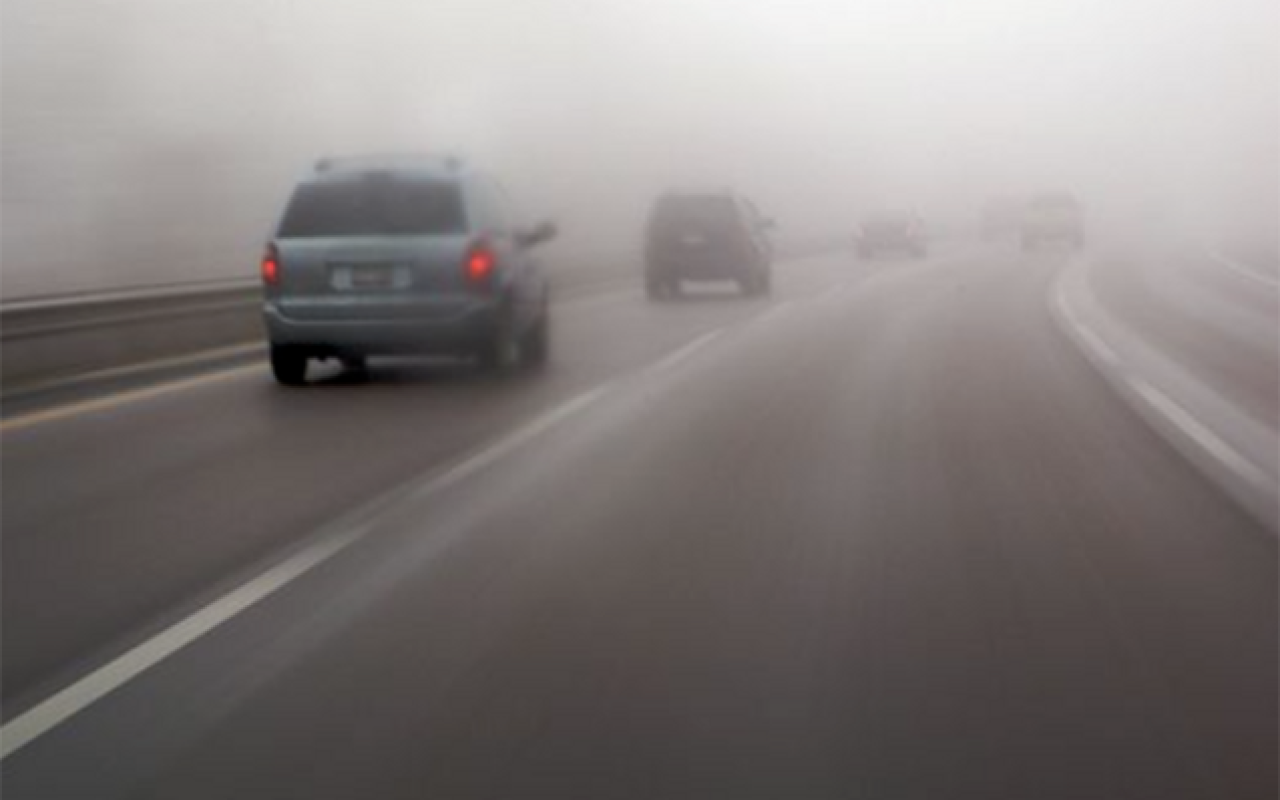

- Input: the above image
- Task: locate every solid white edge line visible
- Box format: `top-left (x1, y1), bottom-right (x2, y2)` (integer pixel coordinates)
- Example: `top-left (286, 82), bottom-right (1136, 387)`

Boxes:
top-left (1054, 276), bottom-right (1126, 373)
top-left (1076, 326), bottom-right (1122, 369)
top-left (1053, 271), bottom-right (1273, 499)
top-left (0, 385), bottom-right (609, 761)
top-left (1054, 283), bottom-right (1123, 370)
top-left (1205, 249), bottom-right (1279, 288)
top-left (1130, 380), bottom-right (1274, 494)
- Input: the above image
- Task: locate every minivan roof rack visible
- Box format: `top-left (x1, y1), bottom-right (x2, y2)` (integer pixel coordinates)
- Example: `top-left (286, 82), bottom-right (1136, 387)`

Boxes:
top-left (313, 153), bottom-right (467, 174)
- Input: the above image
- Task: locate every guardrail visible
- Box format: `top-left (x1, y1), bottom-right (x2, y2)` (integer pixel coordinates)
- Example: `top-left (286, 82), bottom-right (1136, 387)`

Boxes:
top-left (2, 280), bottom-right (266, 395)
top-left (1, 237), bottom-right (852, 397)
top-left (0, 259), bottom-right (649, 396)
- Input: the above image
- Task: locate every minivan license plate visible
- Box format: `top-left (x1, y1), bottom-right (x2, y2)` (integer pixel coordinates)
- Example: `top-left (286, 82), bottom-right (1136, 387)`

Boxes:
top-left (350, 265), bottom-right (393, 289)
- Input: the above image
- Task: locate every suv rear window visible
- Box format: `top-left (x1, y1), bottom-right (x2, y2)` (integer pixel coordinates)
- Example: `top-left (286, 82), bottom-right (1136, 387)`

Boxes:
top-left (278, 175), bottom-right (467, 237)
top-left (650, 196), bottom-right (739, 233)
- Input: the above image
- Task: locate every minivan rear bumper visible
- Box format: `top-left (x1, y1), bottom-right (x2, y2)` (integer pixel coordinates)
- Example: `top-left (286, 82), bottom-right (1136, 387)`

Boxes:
top-left (264, 301), bottom-right (498, 356)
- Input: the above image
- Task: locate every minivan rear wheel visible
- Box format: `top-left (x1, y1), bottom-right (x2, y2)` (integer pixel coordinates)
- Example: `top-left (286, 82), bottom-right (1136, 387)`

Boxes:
top-left (341, 355), bottom-right (367, 372)
top-left (271, 345), bottom-right (309, 386)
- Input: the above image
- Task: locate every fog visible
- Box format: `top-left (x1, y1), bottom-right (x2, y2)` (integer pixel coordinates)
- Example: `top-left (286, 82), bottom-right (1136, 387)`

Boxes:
top-left (3, 0), bottom-right (1276, 297)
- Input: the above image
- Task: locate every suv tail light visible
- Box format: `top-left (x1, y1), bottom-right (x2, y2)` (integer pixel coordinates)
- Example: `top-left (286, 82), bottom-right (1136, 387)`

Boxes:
top-left (465, 241), bottom-right (496, 287)
top-left (261, 243), bottom-right (280, 286)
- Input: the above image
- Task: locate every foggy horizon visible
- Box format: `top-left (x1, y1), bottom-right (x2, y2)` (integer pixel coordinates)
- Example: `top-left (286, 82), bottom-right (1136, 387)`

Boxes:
top-left (3, 0), bottom-right (1277, 296)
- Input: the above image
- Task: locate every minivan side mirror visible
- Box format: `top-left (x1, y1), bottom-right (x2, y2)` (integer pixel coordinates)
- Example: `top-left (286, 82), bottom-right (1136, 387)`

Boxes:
top-left (516, 221), bottom-right (558, 249)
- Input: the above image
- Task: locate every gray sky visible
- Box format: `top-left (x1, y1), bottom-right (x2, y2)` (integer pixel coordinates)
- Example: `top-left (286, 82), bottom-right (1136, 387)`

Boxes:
top-left (3, 0), bottom-right (1276, 296)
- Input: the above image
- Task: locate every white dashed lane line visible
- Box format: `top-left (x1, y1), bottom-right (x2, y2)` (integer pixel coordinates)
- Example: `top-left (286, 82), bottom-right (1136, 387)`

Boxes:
top-left (0, 385), bottom-right (609, 760)
top-left (0, 315), bottom-right (752, 758)
top-left (1, 281), bottom-right (836, 757)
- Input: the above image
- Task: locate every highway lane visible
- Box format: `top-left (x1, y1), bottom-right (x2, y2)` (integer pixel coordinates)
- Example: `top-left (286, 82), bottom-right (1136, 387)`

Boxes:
top-left (4, 246), bottom-right (1276, 799)
top-left (1, 254), bottom-right (857, 709)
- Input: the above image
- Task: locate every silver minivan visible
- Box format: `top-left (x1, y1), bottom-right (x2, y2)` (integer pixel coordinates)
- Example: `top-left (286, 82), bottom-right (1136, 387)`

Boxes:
top-left (262, 155), bottom-right (555, 385)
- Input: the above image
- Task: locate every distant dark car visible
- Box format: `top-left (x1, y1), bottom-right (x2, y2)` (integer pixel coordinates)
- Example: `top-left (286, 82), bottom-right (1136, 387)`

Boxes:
top-left (856, 209), bottom-right (927, 258)
top-left (262, 154), bottom-right (555, 386)
top-left (644, 191), bottom-right (774, 299)
top-left (1020, 193), bottom-right (1085, 251)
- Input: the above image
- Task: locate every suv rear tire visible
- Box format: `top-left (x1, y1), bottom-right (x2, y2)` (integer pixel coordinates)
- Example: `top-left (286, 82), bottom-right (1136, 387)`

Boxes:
top-left (477, 308), bottom-right (520, 370)
top-left (271, 345), bottom-right (309, 386)
top-left (521, 308), bottom-right (549, 368)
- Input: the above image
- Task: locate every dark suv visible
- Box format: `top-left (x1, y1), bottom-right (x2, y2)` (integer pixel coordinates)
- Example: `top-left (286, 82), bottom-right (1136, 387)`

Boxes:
top-left (262, 155), bottom-right (555, 385)
top-left (644, 191), bottom-right (774, 299)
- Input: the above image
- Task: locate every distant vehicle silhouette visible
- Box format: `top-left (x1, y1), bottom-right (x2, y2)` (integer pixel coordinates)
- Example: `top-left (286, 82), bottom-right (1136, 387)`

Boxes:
top-left (644, 190), bottom-right (775, 300)
top-left (856, 209), bottom-right (928, 259)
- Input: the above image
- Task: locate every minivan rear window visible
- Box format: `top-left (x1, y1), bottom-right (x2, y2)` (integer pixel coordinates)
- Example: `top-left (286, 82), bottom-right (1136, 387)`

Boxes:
top-left (278, 175), bottom-right (467, 237)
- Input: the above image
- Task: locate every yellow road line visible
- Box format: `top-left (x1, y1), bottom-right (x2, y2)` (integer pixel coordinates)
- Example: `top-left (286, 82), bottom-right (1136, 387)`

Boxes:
top-left (1, 365), bottom-right (263, 434)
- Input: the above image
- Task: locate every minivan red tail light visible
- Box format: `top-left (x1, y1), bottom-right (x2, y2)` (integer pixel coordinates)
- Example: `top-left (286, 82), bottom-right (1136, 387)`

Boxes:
top-left (261, 243), bottom-right (280, 286)
top-left (465, 242), bottom-right (496, 286)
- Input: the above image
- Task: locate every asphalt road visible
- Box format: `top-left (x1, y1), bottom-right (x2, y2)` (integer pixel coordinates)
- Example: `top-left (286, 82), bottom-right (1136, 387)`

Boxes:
top-left (3, 245), bottom-right (1275, 799)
